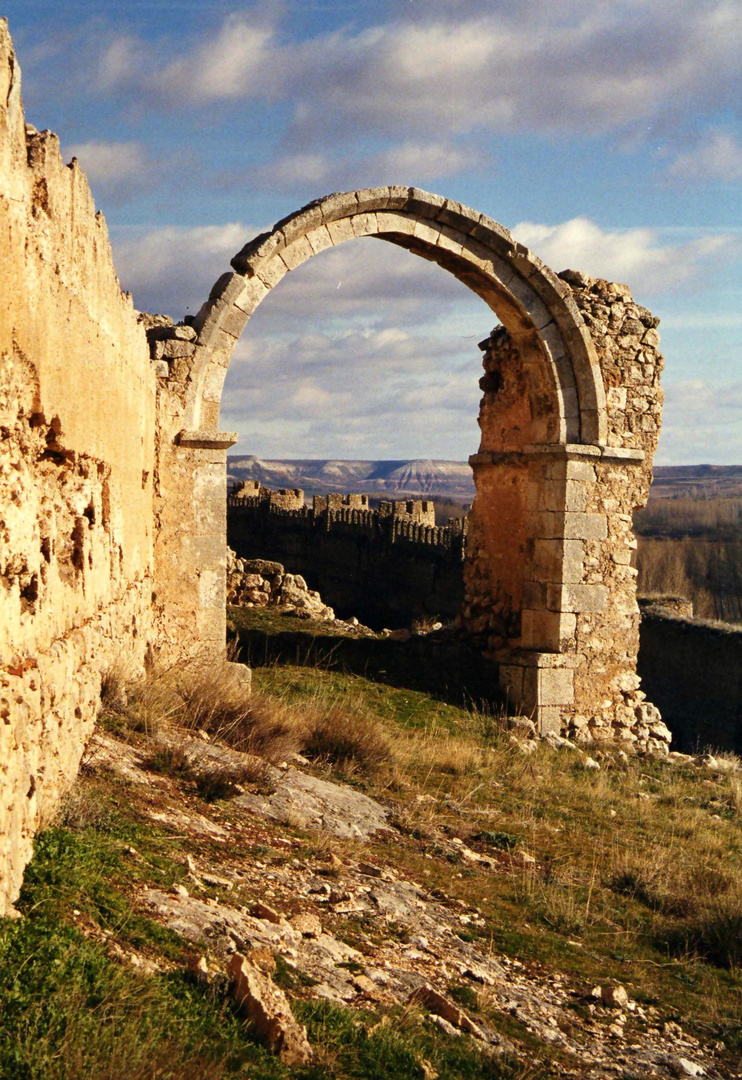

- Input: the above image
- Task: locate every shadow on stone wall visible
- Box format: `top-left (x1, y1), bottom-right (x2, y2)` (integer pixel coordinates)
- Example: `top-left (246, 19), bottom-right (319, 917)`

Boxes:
top-left (230, 612), bottom-right (503, 713)
top-left (638, 604), bottom-right (742, 754)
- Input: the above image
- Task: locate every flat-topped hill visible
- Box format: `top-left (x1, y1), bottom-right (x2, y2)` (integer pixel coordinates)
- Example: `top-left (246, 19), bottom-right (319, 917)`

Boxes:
top-left (228, 456), bottom-right (476, 500)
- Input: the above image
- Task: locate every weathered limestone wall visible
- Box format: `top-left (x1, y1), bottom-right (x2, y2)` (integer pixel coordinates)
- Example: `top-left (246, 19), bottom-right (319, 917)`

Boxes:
top-left (0, 23), bottom-right (156, 913)
top-left (465, 272), bottom-right (666, 749)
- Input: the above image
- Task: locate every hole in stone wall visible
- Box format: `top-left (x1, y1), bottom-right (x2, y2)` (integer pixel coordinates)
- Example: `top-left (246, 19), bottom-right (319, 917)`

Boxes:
top-left (20, 573), bottom-right (38, 615)
top-left (71, 519), bottom-right (85, 574)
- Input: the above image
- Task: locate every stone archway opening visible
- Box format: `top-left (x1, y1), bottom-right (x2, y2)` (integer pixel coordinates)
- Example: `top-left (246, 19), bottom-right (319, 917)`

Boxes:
top-left (220, 232), bottom-right (489, 634)
top-left (152, 187), bottom-right (666, 751)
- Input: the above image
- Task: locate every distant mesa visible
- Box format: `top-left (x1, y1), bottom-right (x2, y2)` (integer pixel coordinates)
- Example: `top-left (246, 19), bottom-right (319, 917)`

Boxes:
top-left (227, 456), bottom-right (476, 501)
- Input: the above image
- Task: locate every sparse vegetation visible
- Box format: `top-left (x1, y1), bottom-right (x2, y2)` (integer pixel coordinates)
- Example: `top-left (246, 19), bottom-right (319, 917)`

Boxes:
top-left (5, 621), bottom-right (742, 1077)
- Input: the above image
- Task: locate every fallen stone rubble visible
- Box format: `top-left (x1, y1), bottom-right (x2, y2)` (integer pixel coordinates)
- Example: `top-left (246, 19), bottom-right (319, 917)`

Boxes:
top-left (227, 548), bottom-right (372, 632)
top-left (84, 728), bottom-right (726, 1078)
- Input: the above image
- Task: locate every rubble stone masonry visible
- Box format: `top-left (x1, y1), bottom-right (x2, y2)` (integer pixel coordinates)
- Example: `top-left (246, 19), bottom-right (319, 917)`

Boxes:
top-left (0, 22), bottom-right (155, 913)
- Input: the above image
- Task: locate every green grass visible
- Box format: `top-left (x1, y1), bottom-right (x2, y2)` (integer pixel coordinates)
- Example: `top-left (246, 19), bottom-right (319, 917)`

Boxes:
top-left (5, 631), bottom-right (742, 1076)
top-left (0, 778), bottom-right (514, 1079)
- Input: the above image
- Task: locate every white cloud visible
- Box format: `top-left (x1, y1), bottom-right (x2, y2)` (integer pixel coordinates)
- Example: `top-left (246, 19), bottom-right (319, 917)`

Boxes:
top-left (666, 130), bottom-right (742, 183)
top-left (512, 217), bottom-right (739, 295)
top-left (110, 222), bottom-right (260, 317)
top-left (221, 323), bottom-right (482, 459)
top-left (149, 16), bottom-right (277, 103)
top-left (249, 152), bottom-right (334, 190)
top-left (656, 378), bottom-right (742, 465)
top-left (368, 142), bottom-right (476, 182)
top-left (66, 140), bottom-right (146, 184)
top-left (243, 139), bottom-right (478, 194)
top-left (86, 2), bottom-right (742, 146)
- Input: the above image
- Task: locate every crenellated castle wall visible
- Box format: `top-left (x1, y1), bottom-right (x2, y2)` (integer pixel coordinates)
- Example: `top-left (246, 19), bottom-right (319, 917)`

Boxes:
top-left (227, 488), bottom-right (467, 627)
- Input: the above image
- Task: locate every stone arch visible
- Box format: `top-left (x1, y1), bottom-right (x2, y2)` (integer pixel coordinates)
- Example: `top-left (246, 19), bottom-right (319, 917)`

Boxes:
top-left (182, 187), bottom-right (607, 445)
top-left (156, 187), bottom-right (662, 741)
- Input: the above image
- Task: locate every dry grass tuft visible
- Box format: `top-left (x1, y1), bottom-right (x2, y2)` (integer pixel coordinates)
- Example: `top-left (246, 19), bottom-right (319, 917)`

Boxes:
top-left (300, 701), bottom-right (391, 773)
top-left (175, 665), bottom-right (300, 763)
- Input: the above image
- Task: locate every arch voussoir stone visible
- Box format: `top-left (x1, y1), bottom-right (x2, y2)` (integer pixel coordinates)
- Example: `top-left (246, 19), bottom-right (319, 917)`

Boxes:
top-left (163, 187), bottom-right (664, 749)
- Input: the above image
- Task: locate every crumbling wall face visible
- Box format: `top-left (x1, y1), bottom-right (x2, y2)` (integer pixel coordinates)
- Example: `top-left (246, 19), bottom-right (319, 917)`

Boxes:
top-left (0, 23), bottom-right (155, 914)
top-left (464, 330), bottom-right (531, 649)
top-left (565, 272), bottom-right (665, 748)
top-left (463, 275), bottom-right (666, 749)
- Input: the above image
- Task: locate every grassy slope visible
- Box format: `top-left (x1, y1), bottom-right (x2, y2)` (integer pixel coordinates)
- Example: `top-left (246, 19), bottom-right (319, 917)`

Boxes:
top-left (1, 613), bottom-right (741, 1077)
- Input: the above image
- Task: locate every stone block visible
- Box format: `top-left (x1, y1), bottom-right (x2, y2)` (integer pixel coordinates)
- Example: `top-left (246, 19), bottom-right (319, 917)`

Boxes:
top-left (536, 705), bottom-right (562, 735)
top-left (319, 190), bottom-right (359, 223)
top-left (279, 233), bottom-right (315, 271)
top-left (524, 665), bottom-right (574, 707)
top-left (234, 275), bottom-right (269, 316)
top-left (219, 304), bottom-right (249, 340)
top-left (547, 583), bottom-right (607, 613)
top-left (521, 608), bottom-right (576, 650)
top-left (498, 664), bottom-right (524, 706)
top-left (375, 211), bottom-right (416, 236)
top-left (305, 225), bottom-right (334, 256)
top-left (532, 539), bottom-right (584, 584)
top-left (255, 256), bottom-right (288, 290)
top-left (522, 580), bottom-right (547, 608)
top-left (156, 339), bottom-right (194, 360)
top-left (435, 222), bottom-right (464, 256)
top-left (411, 219), bottom-right (442, 248)
top-left (353, 187), bottom-right (394, 212)
top-left (327, 217), bottom-right (357, 245)
top-left (563, 513), bottom-right (607, 540)
top-left (350, 212), bottom-right (378, 238)
top-left (545, 458), bottom-right (596, 484)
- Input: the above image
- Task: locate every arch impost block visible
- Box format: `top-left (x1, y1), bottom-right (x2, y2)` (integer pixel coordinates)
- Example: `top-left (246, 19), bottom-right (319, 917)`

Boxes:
top-left (470, 444), bottom-right (643, 468)
top-left (600, 446), bottom-right (645, 463)
top-left (523, 443), bottom-right (602, 459)
top-left (177, 430), bottom-right (238, 450)
top-left (469, 451), bottom-right (526, 467)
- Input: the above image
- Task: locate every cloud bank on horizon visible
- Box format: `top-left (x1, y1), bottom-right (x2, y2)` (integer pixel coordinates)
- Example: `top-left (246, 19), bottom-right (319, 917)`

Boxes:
top-left (8, 0), bottom-right (742, 464)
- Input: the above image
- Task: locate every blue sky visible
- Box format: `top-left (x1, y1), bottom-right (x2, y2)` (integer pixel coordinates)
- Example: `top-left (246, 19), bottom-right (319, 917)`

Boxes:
top-left (6, 0), bottom-right (742, 462)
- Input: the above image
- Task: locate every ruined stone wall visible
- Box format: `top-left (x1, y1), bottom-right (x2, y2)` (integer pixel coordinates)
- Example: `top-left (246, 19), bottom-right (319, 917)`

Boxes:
top-left (638, 606), bottom-right (742, 754)
top-left (465, 273), bottom-right (667, 749)
top-left (227, 495), bottom-right (466, 628)
top-left (0, 23), bottom-right (156, 913)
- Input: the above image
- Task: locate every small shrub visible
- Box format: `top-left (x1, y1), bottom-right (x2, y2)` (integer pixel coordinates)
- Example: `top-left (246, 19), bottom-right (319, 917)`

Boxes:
top-left (473, 830), bottom-right (520, 852)
top-left (195, 764), bottom-right (264, 803)
top-left (148, 745), bottom-right (193, 778)
top-left (300, 704), bottom-right (391, 773)
top-left (99, 666), bottom-right (130, 715)
top-left (175, 664), bottom-right (300, 763)
top-left (657, 895), bottom-right (742, 970)
top-left (59, 787), bottom-right (115, 833)
top-left (448, 984), bottom-right (480, 1012)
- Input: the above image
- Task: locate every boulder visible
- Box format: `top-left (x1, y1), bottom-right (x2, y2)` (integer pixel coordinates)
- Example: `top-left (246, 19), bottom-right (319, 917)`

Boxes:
top-left (228, 953), bottom-right (313, 1065)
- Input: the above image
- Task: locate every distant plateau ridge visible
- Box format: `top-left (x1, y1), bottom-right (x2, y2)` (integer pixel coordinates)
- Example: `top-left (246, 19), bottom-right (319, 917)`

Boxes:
top-left (228, 457), bottom-right (742, 502)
